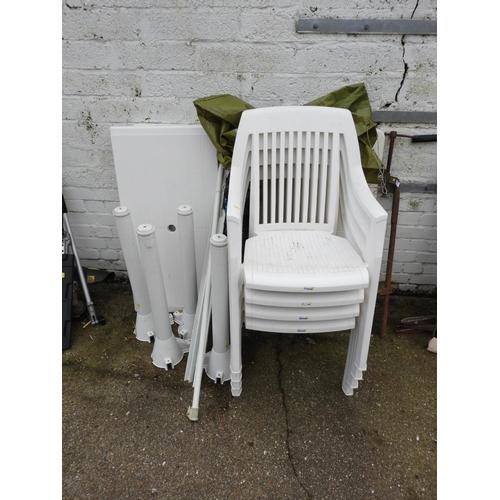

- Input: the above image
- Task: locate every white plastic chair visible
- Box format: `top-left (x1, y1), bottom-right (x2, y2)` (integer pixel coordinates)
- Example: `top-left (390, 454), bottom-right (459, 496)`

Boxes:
top-left (226, 106), bottom-right (387, 396)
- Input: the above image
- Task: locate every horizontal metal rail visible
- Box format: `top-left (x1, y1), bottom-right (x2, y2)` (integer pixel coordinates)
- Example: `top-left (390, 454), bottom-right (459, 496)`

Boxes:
top-left (372, 111), bottom-right (437, 124)
top-left (296, 19), bottom-right (437, 35)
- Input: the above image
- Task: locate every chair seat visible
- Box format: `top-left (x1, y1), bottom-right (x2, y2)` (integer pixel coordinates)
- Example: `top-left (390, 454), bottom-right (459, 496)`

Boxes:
top-left (245, 316), bottom-right (356, 334)
top-left (243, 231), bottom-right (369, 292)
top-left (245, 288), bottom-right (365, 308)
top-left (245, 303), bottom-right (360, 321)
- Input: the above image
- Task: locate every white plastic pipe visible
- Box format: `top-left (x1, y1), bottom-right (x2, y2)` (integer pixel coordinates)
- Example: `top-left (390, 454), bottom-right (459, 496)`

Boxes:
top-left (184, 250), bottom-right (210, 383)
top-left (209, 234), bottom-right (229, 354)
top-left (185, 164), bottom-right (225, 384)
top-left (204, 234), bottom-right (230, 383)
top-left (176, 205), bottom-right (198, 340)
top-left (136, 223), bottom-right (184, 370)
top-left (113, 206), bottom-right (155, 342)
top-left (186, 165), bottom-right (226, 421)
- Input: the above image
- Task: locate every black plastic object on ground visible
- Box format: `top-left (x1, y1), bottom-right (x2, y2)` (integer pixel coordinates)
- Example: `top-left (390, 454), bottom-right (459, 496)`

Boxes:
top-left (62, 254), bottom-right (75, 350)
top-left (193, 83), bottom-right (382, 184)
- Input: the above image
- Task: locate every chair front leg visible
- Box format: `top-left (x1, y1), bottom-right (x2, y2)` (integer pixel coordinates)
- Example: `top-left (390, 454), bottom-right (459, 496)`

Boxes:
top-left (342, 326), bottom-right (359, 395)
top-left (344, 282), bottom-right (379, 390)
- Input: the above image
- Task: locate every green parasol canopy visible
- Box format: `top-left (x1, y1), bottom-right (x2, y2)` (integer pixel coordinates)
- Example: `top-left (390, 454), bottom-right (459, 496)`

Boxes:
top-left (194, 83), bottom-right (381, 183)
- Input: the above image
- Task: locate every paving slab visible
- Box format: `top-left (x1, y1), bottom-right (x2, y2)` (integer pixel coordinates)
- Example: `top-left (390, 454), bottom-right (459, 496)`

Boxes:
top-left (63, 280), bottom-right (436, 499)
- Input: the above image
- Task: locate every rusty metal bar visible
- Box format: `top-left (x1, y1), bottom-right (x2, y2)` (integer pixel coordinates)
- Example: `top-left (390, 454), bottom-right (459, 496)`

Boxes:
top-left (379, 130), bottom-right (398, 337)
top-left (395, 315), bottom-right (437, 334)
top-left (379, 174), bottom-right (400, 337)
top-left (377, 130), bottom-right (436, 337)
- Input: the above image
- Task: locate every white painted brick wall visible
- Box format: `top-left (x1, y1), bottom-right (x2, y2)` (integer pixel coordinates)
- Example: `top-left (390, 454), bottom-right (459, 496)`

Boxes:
top-left (62, 0), bottom-right (437, 291)
top-left (378, 190), bottom-right (437, 293)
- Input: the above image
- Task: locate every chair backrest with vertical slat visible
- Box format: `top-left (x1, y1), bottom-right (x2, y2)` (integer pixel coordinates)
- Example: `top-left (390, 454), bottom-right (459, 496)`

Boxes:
top-left (232, 107), bottom-right (362, 237)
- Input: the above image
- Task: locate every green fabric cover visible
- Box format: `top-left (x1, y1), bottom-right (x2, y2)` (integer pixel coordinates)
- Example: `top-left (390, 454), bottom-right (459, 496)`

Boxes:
top-left (193, 83), bottom-right (381, 183)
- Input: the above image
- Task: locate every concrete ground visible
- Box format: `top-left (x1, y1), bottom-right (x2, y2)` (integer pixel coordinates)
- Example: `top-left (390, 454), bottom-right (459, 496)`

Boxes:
top-left (62, 280), bottom-right (437, 499)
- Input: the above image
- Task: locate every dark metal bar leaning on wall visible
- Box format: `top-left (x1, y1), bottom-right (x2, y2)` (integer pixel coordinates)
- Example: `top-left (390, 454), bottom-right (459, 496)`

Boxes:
top-left (378, 131), bottom-right (437, 337)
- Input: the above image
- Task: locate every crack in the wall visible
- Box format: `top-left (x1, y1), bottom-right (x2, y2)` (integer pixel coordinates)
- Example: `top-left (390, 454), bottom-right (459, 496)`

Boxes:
top-left (411, 0), bottom-right (420, 18)
top-left (394, 39), bottom-right (409, 103)
top-left (395, 0), bottom-right (420, 102)
top-left (277, 340), bottom-right (312, 500)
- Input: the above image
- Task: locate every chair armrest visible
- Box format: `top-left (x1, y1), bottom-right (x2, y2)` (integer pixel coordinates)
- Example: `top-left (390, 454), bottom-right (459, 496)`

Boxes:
top-left (227, 167), bottom-right (246, 286)
top-left (340, 157), bottom-right (388, 265)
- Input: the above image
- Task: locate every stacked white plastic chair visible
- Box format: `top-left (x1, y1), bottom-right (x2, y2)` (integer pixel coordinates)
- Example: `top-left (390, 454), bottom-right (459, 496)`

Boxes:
top-left (226, 106), bottom-right (387, 397)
